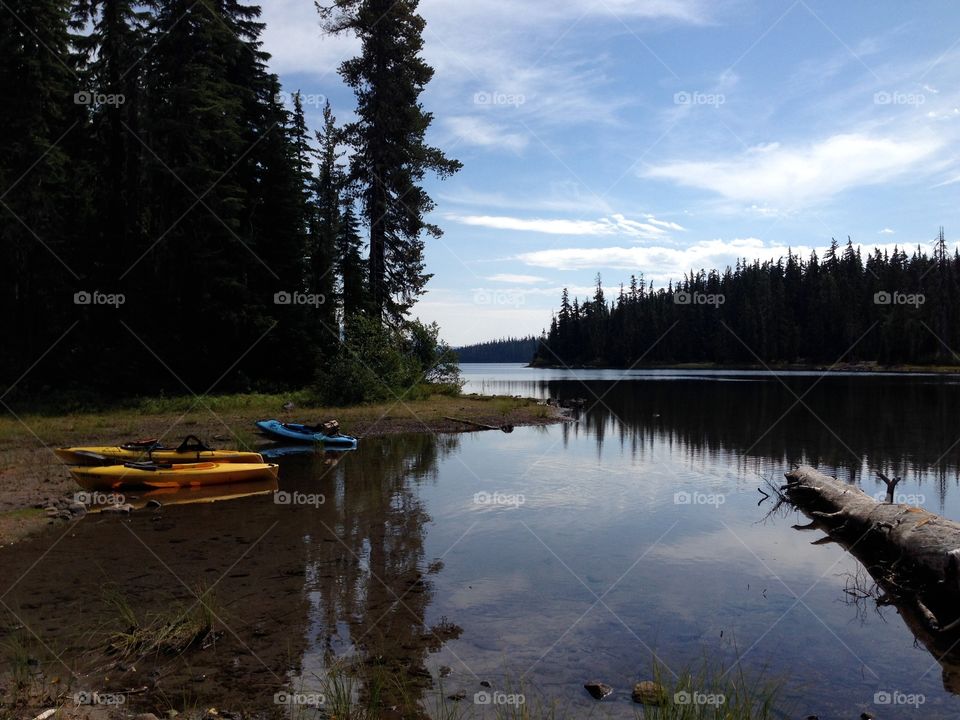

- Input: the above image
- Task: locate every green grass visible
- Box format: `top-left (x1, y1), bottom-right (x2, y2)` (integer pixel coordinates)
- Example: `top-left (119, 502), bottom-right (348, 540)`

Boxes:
top-left (102, 583), bottom-right (221, 660)
top-left (635, 660), bottom-right (782, 720)
top-left (296, 657), bottom-right (783, 720)
top-left (0, 628), bottom-right (73, 713)
top-left (0, 509), bottom-right (43, 521)
top-left (135, 391), bottom-right (311, 416)
top-left (2, 633), bottom-right (31, 689)
top-left (491, 397), bottom-right (526, 416)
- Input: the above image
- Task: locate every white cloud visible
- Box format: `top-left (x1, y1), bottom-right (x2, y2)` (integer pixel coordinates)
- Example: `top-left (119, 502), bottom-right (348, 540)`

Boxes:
top-left (260, 0), bottom-right (358, 76)
top-left (437, 184), bottom-right (613, 215)
top-left (444, 116), bottom-right (528, 153)
top-left (450, 213), bottom-right (683, 239)
top-left (486, 274), bottom-right (548, 284)
top-left (644, 215), bottom-right (686, 231)
top-left (261, 0), bottom-right (710, 135)
top-left (879, 227), bottom-right (895, 235)
top-left (932, 170), bottom-right (960, 187)
top-left (516, 238), bottom-right (916, 283)
top-left (926, 108), bottom-right (960, 120)
top-left (472, 285), bottom-right (596, 298)
top-left (567, 0), bottom-right (711, 23)
top-left (645, 132), bottom-right (944, 207)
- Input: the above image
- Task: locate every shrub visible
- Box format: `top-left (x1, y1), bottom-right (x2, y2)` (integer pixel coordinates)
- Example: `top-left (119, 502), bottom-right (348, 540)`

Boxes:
top-left (312, 316), bottom-right (461, 405)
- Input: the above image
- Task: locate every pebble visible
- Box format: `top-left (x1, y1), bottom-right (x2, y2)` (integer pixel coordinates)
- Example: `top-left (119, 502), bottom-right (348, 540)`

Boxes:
top-left (438, 666), bottom-right (452, 677)
top-left (447, 690), bottom-right (467, 701)
top-left (584, 681), bottom-right (613, 700)
top-left (102, 503), bottom-right (134, 514)
top-left (632, 680), bottom-right (666, 705)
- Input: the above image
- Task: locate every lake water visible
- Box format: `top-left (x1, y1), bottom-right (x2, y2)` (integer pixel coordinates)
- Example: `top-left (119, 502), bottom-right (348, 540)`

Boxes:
top-left (4, 363), bottom-right (960, 718)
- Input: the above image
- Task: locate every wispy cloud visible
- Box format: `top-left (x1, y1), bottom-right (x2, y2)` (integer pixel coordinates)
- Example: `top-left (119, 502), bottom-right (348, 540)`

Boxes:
top-left (486, 273), bottom-right (548, 284)
top-left (437, 185), bottom-right (613, 215)
top-left (444, 116), bottom-right (529, 153)
top-left (450, 213), bottom-right (684, 239)
top-left (879, 227), bottom-right (895, 235)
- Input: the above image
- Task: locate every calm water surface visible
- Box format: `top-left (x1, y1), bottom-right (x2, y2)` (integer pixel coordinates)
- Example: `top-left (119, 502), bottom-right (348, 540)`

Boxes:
top-left (5, 363), bottom-right (960, 718)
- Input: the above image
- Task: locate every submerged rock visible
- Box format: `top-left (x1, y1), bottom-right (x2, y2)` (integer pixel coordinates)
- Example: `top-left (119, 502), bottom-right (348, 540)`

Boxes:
top-left (102, 503), bottom-right (134, 515)
top-left (584, 681), bottom-right (613, 700)
top-left (631, 680), bottom-right (666, 705)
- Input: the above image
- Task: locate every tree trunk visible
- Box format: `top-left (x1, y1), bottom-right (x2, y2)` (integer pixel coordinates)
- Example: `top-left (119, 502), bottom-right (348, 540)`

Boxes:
top-left (784, 465), bottom-right (960, 692)
top-left (784, 466), bottom-right (960, 597)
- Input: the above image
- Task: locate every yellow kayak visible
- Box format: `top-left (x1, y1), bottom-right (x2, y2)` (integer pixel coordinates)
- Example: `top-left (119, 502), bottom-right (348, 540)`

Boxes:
top-left (56, 435), bottom-right (263, 466)
top-left (69, 462), bottom-right (280, 491)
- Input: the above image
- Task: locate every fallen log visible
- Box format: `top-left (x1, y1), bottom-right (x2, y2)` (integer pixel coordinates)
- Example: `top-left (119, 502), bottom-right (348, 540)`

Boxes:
top-left (784, 465), bottom-right (960, 692)
top-left (443, 417), bottom-right (514, 433)
top-left (783, 466), bottom-right (960, 602)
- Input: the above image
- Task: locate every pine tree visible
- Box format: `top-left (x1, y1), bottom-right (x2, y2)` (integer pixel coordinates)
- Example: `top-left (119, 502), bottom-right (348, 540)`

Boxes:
top-left (338, 201), bottom-right (368, 323)
top-left (311, 100), bottom-right (341, 341)
top-left (71, 0), bottom-right (151, 279)
top-left (319, 0), bottom-right (461, 322)
top-left (138, 0), bottom-right (307, 388)
top-left (534, 232), bottom-right (956, 368)
top-left (0, 0), bottom-right (79, 386)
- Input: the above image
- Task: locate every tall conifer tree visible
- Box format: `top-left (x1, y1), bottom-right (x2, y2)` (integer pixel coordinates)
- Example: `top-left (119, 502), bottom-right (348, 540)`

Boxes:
top-left (318, 0), bottom-right (461, 322)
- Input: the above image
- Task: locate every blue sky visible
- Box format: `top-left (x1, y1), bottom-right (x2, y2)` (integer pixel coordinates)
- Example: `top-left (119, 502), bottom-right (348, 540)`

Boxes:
top-left (260, 0), bottom-right (960, 345)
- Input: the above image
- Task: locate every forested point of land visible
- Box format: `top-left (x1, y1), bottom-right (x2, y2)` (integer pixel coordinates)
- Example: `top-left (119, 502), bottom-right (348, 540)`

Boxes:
top-left (534, 234), bottom-right (960, 368)
top-left (455, 336), bottom-right (539, 363)
top-left (0, 0), bottom-right (459, 404)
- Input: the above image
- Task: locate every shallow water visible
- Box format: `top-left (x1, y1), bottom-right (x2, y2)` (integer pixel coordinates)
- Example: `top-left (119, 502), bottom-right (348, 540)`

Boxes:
top-left (5, 364), bottom-right (960, 718)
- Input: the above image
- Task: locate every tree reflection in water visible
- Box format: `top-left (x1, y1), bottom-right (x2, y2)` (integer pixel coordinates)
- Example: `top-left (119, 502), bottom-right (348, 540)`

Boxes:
top-left (295, 433), bottom-right (465, 716)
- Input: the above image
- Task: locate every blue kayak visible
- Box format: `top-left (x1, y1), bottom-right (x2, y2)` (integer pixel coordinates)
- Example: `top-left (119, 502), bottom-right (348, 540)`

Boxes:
top-left (255, 419), bottom-right (359, 449)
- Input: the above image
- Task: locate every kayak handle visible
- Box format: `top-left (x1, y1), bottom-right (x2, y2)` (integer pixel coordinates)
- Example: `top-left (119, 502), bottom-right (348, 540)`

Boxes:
top-left (176, 435), bottom-right (211, 453)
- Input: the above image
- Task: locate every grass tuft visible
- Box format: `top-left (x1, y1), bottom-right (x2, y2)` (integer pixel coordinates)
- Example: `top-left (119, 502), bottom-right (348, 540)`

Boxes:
top-left (103, 583), bottom-right (221, 660)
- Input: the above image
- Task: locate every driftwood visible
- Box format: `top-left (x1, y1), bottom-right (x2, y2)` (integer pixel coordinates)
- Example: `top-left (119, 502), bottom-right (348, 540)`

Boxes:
top-left (443, 417), bottom-right (514, 433)
top-left (784, 465), bottom-right (960, 692)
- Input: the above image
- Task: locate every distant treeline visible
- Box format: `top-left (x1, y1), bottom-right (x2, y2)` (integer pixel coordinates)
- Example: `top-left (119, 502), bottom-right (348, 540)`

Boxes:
top-left (456, 336), bottom-right (539, 363)
top-left (534, 233), bottom-right (960, 367)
